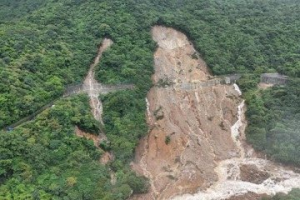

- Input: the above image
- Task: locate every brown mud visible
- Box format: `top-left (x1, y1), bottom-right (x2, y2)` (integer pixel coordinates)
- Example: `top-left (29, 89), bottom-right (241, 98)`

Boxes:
top-left (130, 26), bottom-right (300, 200)
top-left (75, 38), bottom-right (114, 164)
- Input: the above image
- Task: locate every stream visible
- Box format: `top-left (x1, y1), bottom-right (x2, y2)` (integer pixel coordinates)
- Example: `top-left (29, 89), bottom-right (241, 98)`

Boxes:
top-left (172, 84), bottom-right (300, 200)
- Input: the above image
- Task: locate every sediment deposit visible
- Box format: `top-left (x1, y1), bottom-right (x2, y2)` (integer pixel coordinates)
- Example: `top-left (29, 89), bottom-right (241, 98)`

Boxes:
top-left (131, 26), bottom-right (300, 200)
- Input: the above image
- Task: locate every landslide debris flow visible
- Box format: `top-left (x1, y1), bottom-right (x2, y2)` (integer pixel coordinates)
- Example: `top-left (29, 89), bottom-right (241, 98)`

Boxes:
top-left (76, 38), bottom-right (114, 165)
top-left (83, 38), bottom-right (113, 126)
top-left (131, 26), bottom-right (300, 200)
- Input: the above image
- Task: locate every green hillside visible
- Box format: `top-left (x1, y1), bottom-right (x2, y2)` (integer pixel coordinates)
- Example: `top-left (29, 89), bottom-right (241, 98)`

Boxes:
top-left (0, 0), bottom-right (299, 199)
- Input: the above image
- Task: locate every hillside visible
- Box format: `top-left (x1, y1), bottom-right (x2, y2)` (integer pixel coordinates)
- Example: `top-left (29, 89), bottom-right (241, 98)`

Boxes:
top-left (0, 0), bottom-right (300, 199)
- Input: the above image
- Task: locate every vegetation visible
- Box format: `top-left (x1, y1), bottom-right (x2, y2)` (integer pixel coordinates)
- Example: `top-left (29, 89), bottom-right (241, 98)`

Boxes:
top-left (0, 95), bottom-right (147, 199)
top-left (0, 0), bottom-right (299, 199)
top-left (156, 78), bottom-right (174, 88)
top-left (101, 90), bottom-right (148, 163)
top-left (242, 78), bottom-right (300, 166)
top-left (264, 189), bottom-right (300, 200)
top-left (165, 136), bottom-right (171, 145)
top-left (2, 0), bottom-right (300, 129)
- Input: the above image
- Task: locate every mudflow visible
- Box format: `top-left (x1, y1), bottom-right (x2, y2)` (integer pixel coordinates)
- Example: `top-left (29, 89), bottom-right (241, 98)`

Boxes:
top-left (130, 26), bottom-right (300, 200)
top-left (75, 38), bottom-right (114, 165)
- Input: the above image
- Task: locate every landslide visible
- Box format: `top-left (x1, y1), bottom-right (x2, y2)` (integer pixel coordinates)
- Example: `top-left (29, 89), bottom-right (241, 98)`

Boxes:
top-left (131, 26), bottom-right (300, 200)
top-left (131, 26), bottom-right (241, 200)
top-left (77, 38), bottom-right (114, 164)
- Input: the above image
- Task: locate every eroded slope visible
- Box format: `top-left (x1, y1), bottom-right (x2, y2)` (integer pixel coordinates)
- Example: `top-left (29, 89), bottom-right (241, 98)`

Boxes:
top-left (131, 26), bottom-right (242, 199)
top-left (131, 26), bottom-right (300, 200)
top-left (76, 38), bottom-right (114, 164)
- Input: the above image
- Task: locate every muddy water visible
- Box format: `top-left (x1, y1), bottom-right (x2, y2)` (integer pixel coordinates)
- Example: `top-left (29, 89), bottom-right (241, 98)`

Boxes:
top-left (131, 26), bottom-right (300, 200)
top-left (172, 86), bottom-right (300, 200)
top-left (131, 26), bottom-right (240, 200)
top-left (83, 38), bottom-right (113, 126)
top-left (77, 38), bottom-right (114, 165)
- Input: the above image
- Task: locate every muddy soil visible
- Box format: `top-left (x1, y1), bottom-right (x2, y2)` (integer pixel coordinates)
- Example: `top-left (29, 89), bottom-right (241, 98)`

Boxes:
top-left (76, 38), bottom-right (114, 164)
top-left (131, 26), bottom-right (241, 200)
top-left (130, 26), bottom-right (300, 200)
top-left (240, 164), bottom-right (270, 184)
top-left (83, 38), bottom-right (113, 126)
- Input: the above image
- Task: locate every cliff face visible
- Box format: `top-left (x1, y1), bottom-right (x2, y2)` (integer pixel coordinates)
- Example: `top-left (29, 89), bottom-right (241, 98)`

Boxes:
top-left (131, 26), bottom-right (242, 199)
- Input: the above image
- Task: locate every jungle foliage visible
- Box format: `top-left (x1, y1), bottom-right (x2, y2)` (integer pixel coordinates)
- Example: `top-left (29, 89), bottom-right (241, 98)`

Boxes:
top-left (242, 78), bottom-right (300, 166)
top-left (0, 95), bottom-right (147, 199)
top-left (0, 0), bottom-right (300, 199)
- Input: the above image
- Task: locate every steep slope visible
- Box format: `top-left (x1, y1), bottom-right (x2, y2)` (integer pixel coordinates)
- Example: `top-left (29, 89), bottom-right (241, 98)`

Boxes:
top-left (131, 26), bottom-right (241, 199)
top-left (83, 38), bottom-right (113, 127)
top-left (131, 26), bottom-right (300, 200)
top-left (76, 38), bottom-right (114, 164)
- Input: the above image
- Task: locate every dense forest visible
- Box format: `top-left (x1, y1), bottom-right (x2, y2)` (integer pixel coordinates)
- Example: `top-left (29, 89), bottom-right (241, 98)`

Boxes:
top-left (0, 95), bottom-right (147, 199)
top-left (240, 78), bottom-right (300, 165)
top-left (0, 0), bottom-right (300, 199)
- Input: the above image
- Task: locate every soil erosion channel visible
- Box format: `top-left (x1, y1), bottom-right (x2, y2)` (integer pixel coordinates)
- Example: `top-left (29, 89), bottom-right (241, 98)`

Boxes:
top-left (131, 26), bottom-right (300, 200)
top-left (76, 38), bottom-right (114, 164)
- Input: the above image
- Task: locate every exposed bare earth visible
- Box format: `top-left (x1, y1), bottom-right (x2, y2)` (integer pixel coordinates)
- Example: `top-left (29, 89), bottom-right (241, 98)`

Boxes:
top-left (75, 126), bottom-right (100, 147)
top-left (258, 83), bottom-right (274, 90)
top-left (240, 164), bottom-right (270, 184)
top-left (76, 38), bottom-right (114, 165)
top-left (131, 26), bottom-right (241, 199)
top-left (83, 38), bottom-right (113, 126)
top-left (130, 26), bottom-right (300, 200)
top-left (75, 126), bottom-right (114, 165)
